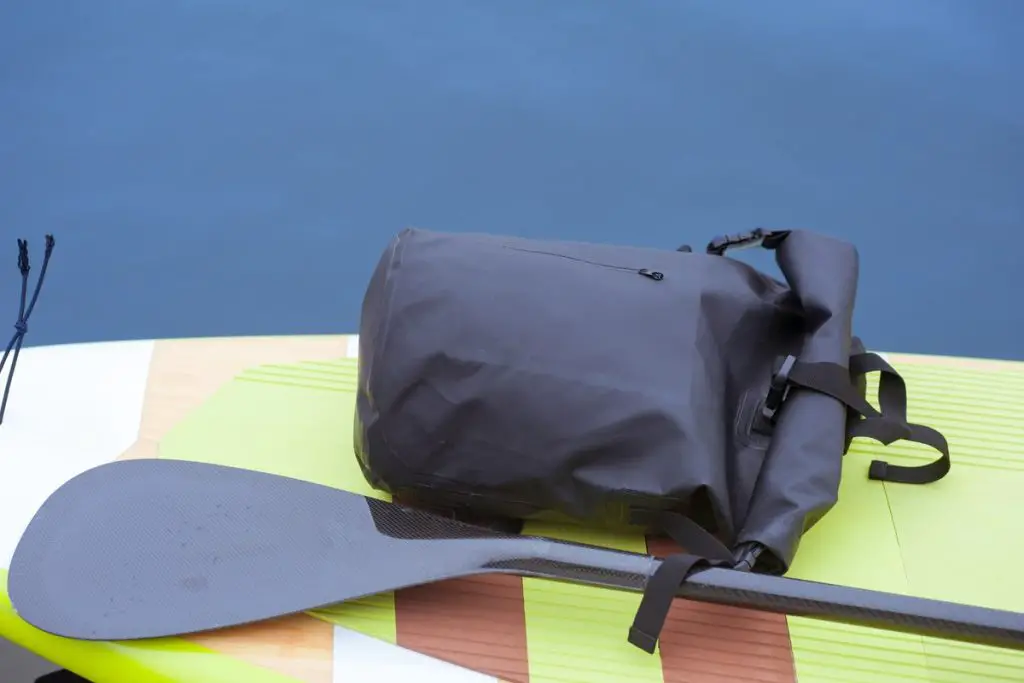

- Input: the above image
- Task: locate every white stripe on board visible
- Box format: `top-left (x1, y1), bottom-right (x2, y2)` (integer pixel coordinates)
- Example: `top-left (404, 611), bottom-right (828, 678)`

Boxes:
top-left (0, 340), bottom-right (155, 569)
top-left (345, 334), bottom-right (360, 359)
top-left (332, 626), bottom-right (498, 683)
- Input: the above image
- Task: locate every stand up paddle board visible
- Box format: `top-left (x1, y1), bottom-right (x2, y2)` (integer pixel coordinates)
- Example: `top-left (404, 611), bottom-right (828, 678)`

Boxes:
top-left (1, 334), bottom-right (1022, 683)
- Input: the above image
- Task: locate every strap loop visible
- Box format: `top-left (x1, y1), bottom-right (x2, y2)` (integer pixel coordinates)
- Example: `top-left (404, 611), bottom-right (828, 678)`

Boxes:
top-left (627, 510), bottom-right (736, 653)
top-left (629, 553), bottom-right (715, 653)
top-left (763, 351), bottom-right (950, 485)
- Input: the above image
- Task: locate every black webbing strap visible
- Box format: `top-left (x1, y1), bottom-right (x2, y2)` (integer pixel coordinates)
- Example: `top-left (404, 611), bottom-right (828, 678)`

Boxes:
top-left (787, 359), bottom-right (881, 418)
top-left (628, 553), bottom-right (716, 653)
top-left (847, 353), bottom-right (951, 484)
top-left (785, 352), bottom-right (950, 485)
top-left (628, 510), bottom-right (734, 653)
top-left (652, 510), bottom-right (734, 562)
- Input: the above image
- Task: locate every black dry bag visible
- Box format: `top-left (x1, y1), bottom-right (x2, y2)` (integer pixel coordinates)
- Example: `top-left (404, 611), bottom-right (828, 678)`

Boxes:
top-left (353, 227), bottom-right (950, 582)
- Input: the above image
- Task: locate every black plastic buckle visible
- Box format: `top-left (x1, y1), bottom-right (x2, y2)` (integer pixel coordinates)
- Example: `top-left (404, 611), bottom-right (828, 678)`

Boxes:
top-left (706, 228), bottom-right (790, 256)
top-left (731, 541), bottom-right (765, 573)
top-left (761, 355), bottom-right (797, 424)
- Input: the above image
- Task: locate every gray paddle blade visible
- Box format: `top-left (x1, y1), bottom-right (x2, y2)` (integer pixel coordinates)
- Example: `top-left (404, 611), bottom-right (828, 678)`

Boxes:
top-left (8, 458), bottom-right (531, 640)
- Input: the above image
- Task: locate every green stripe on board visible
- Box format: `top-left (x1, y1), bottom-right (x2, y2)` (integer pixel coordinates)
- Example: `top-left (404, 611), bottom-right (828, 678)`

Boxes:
top-left (159, 357), bottom-right (399, 644)
top-left (160, 358), bottom-right (370, 491)
top-left (521, 521), bottom-right (663, 683)
top-left (863, 363), bottom-right (1024, 471)
top-left (784, 453), bottom-right (929, 682)
top-left (788, 356), bottom-right (1024, 681)
top-left (874, 360), bottom-right (1024, 682)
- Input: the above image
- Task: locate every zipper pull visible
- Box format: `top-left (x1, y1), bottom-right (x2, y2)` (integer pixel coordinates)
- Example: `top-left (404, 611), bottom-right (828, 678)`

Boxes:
top-left (638, 269), bottom-right (664, 281)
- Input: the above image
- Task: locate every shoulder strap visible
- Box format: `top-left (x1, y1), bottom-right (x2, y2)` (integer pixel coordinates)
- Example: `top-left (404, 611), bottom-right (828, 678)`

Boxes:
top-left (770, 352), bottom-right (950, 484)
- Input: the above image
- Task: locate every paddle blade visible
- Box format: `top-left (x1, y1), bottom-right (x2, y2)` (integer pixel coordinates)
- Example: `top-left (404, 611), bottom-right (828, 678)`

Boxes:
top-left (8, 459), bottom-right (527, 640)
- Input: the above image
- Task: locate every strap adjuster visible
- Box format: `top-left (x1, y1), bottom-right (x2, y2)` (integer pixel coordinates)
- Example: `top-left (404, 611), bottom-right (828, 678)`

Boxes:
top-left (761, 355), bottom-right (798, 424)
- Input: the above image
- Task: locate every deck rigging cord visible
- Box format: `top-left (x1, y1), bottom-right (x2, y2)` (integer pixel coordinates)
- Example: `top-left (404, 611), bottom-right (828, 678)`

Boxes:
top-left (0, 234), bottom-right (55, 426)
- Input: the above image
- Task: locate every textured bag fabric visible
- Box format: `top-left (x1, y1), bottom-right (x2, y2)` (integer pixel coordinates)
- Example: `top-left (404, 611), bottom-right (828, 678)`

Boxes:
top-left (353, 227), bottom-right (949, 573)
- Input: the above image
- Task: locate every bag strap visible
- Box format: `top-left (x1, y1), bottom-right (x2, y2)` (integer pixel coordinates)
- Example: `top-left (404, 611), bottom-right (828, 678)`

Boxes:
top-left (767, 352), bottom-right (951, 485)
top-left (704, 228), bottom-right (949, 484)
top-left (627, 510), bottom-right (735, 653)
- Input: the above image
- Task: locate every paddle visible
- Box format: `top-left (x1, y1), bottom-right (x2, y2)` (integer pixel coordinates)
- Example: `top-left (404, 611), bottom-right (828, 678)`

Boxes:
top-left (9, 459), bottom-right (1024, 651)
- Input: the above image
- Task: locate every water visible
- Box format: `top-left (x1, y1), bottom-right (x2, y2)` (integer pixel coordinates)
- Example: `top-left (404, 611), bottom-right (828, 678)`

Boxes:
top-left (2, 0), bottom-right (1022, 361)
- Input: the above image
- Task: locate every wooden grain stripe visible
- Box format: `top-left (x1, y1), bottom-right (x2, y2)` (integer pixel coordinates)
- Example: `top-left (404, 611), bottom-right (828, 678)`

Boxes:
top-left (118, 335), bottom-right (349, 683)
top-left (188, 614), bottom-right (334, 683)
top-left (646, 536), bottom-right (796, 683)
top-left (395, 575), bottom-right (531, 683)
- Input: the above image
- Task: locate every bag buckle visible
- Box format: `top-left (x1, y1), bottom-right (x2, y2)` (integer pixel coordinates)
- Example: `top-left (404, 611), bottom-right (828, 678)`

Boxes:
top-left (706, 228), bottom-right (790, 256)
top-left (761, 355), bottom-right (797, 424)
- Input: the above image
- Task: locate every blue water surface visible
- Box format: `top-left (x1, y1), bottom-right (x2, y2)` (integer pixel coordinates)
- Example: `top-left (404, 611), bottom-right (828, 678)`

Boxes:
top-left (1, 0), bottom-right (1022, 359)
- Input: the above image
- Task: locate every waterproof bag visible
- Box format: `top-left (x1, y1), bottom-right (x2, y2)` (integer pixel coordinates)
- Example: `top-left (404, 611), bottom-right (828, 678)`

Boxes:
top-left (353, 227), bottom-right (950, 587)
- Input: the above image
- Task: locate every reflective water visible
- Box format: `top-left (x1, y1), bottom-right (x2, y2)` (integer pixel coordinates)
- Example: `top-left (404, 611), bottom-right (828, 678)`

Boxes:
top-left (2, 1), bottom-right (1022, 360)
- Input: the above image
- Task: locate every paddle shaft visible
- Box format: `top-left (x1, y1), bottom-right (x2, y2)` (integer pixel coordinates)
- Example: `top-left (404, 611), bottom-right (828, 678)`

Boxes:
top-left (493, 536), bottom-right (1024, 651)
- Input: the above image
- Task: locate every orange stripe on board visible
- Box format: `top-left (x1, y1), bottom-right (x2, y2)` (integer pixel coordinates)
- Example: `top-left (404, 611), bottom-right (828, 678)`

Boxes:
top-left (394, 575), bottom-right (531, 683)
top-left (646, 536), bottom-right (797, 683)
top-left (188, 613), bottom-right (334, 683)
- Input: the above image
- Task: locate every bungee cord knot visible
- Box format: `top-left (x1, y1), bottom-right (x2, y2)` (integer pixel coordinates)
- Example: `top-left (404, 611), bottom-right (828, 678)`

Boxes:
top-left (0, 234), bottom-right (55, 426)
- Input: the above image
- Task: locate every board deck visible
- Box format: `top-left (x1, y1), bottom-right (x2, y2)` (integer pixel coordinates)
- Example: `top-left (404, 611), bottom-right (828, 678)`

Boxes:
top-left (1, 334), bottom-right (1022, 683)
